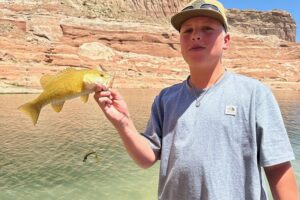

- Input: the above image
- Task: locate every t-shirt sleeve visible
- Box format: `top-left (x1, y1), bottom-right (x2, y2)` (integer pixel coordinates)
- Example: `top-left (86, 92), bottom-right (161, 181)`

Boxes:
top-left (256, 88), bottom-right (295, 167)
top-left (142, 96), bottom-right (163, 159)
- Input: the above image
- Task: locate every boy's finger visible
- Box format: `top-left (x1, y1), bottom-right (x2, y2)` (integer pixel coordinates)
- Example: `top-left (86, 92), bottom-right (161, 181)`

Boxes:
top-left (109, 89), bottom-right (123, 100)
top-left (94, 84), bottom-right (108, 92)
top-left (97, 96), bottom-right (113, 105)
top-left (99, 90), bottom-right (111, 97)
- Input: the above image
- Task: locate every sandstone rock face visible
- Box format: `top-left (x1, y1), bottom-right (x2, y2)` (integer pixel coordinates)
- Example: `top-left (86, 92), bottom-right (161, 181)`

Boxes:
top-left (78, 42), bottom-right (116, 61)
top-left (0, 0), bottom-right (299, 93)
top-left (227, 9), bottom-right (296, 42)
top-left (1, 0), bottom-right (296, 41)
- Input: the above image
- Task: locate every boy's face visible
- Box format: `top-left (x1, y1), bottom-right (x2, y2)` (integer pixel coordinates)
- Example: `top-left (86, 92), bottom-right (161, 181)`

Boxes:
top-left (179, 16), bottom-right (230, 68)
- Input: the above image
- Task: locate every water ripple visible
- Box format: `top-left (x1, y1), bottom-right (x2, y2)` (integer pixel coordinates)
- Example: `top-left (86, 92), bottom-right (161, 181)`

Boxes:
top-left (0, 90), bottom-right (298, 199)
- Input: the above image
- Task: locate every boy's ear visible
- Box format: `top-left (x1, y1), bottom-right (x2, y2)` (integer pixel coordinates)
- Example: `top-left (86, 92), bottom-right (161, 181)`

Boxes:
top-left (223, 33), bottom-right (230, 50)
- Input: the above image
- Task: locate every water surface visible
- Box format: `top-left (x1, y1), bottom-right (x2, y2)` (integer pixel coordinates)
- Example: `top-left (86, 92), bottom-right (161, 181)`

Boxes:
top-left (0, 89), bottom-right (299, 199)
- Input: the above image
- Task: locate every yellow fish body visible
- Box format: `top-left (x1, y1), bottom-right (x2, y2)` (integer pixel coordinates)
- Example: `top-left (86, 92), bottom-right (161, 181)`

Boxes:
top-left (18, 68), bottom-right (113, 125)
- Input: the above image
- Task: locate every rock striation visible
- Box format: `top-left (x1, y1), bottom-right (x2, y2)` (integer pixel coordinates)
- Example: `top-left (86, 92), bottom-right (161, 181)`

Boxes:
top-left (227, 9), bottom-right (296, 42)
top-left (0, 0), bottom-right (299, 93)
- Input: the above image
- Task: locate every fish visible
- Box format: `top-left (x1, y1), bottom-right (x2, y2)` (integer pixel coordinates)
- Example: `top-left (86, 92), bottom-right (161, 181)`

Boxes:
top-left (18, 67), bottom-right (114, 125)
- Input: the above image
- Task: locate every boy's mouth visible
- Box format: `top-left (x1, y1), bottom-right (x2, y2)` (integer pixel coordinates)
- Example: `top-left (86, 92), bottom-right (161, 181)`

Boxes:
top-left (189, 44), bottom-right (205, 51)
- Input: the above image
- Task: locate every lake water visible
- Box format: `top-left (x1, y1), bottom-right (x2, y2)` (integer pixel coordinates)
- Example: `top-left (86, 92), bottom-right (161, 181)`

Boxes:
top-left (0, 89), bottom-right (299, 200)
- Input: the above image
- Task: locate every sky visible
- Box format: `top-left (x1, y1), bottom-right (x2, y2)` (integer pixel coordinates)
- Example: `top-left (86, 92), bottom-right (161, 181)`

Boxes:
top-left (219, 0), bottom-right (300, 42)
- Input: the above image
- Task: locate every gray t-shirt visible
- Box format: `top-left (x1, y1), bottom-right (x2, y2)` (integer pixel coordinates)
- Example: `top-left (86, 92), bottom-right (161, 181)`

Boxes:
top-left (143, 71), bottom-right (295, 200)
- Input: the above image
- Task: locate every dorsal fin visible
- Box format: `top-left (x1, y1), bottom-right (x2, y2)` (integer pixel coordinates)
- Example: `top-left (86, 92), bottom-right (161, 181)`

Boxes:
top-left (57, 67), bottom-right (76, 75)
top-left (64, 67), bottom-right (76, 72)
top-left (40, 74), bottom-right (55, 89)
top-left (40, 67), bottom-right (77, 88)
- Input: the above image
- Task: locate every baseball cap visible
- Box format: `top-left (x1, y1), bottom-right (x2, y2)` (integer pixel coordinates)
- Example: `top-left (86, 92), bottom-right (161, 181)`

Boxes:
top-left (171, 0), bottom-right (228, 32)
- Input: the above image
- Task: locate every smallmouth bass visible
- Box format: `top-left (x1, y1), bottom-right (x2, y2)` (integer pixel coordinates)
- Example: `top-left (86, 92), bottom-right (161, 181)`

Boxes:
top-left (18, 67), bottom-right (114, 125)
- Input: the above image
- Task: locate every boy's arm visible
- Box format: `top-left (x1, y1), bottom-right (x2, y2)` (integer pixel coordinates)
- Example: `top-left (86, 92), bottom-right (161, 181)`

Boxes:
top-left (94, 86), bottom-right (158, 169)
top-left (264, 161), bottom-right (299, 200)
top-left (114, 115), bottom-right (158, 169)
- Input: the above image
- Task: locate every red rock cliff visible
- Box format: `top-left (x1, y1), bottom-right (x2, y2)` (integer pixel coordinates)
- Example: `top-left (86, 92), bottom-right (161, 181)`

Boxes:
top-left (0, 0), bottom-right (299, 92)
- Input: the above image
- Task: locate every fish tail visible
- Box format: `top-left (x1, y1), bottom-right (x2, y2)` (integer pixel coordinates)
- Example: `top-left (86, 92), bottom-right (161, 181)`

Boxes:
top-left (18, 102), bottom-right (42, 125)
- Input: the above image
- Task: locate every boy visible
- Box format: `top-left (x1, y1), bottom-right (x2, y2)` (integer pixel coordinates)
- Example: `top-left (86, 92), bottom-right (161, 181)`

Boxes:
top-left (94, 0), bottom-right (299, 199)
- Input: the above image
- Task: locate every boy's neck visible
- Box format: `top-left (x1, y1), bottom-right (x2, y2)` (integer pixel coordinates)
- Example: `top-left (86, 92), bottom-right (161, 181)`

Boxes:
top-left (188, 64), bottom-right (225, 89)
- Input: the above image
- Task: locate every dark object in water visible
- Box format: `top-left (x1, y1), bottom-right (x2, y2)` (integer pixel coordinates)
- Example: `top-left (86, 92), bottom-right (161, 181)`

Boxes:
top-left (83, 151), bottom-right (99, 163)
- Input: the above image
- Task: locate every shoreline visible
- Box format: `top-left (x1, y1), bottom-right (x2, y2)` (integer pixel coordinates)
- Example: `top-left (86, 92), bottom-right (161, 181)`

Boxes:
top-left (0, 82), bottom-right (299, 94)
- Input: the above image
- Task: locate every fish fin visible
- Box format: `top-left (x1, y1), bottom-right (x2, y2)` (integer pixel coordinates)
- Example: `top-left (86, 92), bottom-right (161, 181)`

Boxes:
top-left (18, 102), bottom-right (42, 126)
top-left (52, 67), bottom-right (76, 78)
top-left (80, 94), bottom-right (89, 103)
top-left (40, 74), bottom-right (55, 89)
top-left (63, 67), bottom-right (76, 72)
top-left (51, 102), bottom-right (65, 113)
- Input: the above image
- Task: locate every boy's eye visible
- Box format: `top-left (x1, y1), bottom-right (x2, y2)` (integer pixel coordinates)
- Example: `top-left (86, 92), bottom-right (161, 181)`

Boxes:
top-left (203, 27), bottom-right (213, 31)
top-left (182, 28), bottom-right (193, 33)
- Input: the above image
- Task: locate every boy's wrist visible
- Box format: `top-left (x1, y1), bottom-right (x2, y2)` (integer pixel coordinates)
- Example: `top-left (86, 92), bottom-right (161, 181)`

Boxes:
top-left (113, 114), bottom-right (133, 133)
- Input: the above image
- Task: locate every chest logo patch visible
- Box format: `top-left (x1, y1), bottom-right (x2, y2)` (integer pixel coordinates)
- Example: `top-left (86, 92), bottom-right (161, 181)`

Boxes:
top-left (225, 105), bottom-right (237, 116)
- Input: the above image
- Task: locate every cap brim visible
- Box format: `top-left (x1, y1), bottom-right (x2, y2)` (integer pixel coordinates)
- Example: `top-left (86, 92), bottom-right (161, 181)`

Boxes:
top-left (171, 9), bottom-right (227, 32)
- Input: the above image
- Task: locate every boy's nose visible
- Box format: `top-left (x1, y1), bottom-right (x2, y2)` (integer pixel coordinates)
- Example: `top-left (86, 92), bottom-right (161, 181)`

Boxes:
top-left (192, 30), bottom-right (202, 40)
